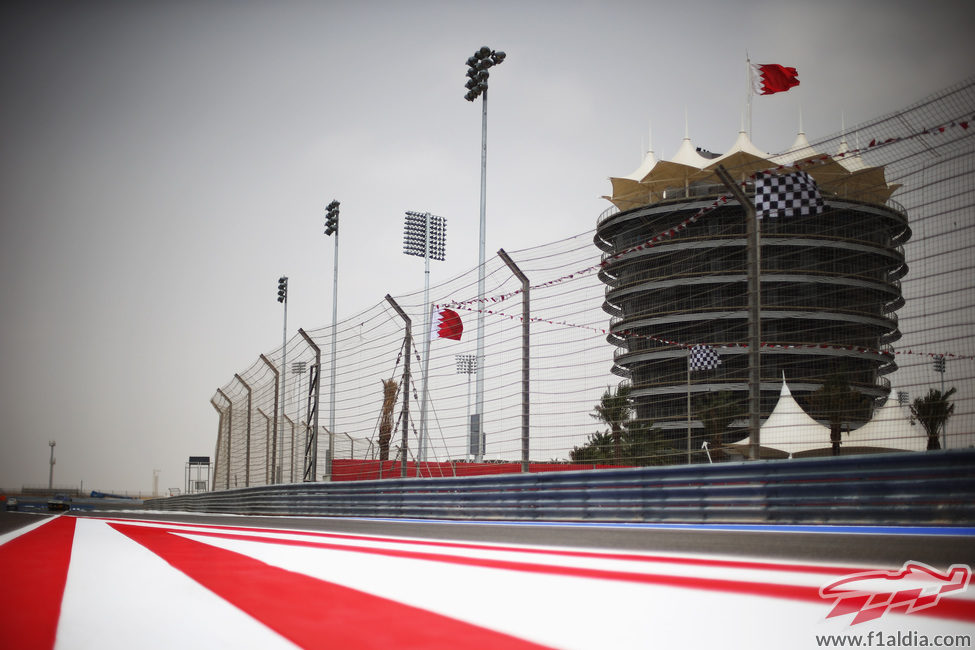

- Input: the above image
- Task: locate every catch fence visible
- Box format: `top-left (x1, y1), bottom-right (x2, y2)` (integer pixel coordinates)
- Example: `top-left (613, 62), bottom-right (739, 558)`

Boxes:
top-left (210, 78), bottom-right (975, 489)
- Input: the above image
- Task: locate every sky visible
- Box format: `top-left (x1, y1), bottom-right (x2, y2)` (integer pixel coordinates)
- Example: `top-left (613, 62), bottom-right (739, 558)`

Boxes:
top-left (1, 0), bottom-right (973, 494)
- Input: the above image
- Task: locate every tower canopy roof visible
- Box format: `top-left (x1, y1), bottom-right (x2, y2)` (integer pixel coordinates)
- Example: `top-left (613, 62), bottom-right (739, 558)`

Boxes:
top-left (604, 127), bottom-right (899, 211)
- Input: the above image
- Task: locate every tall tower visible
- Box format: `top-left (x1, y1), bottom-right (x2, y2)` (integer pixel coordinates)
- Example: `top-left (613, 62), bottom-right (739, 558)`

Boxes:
top-left (596, 129), bottom-right (909, 448)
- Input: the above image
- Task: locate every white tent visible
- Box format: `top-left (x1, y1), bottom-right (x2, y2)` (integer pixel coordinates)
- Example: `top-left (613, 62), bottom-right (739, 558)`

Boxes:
top-left (728, 378), bottom-right (832, 457)
top-left (845, 393), bottom-right (927, 452)
top-left (728, 379), bottom-right (930, 458)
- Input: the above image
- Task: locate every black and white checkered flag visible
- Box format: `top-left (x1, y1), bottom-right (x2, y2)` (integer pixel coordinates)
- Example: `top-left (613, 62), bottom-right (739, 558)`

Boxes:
top-left (689, 344), bottom-right (722, 371)
top-left (754, 171), bottom-right (824, 218)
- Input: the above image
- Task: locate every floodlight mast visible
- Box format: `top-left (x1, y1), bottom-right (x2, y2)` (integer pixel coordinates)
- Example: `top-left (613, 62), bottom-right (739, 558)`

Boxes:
top-left (324, 200), bottom-right (340, 479)
top-left (403, 211), bottom-right (446, 463)
top-left (276, 275), bottom-right (288, 482)
top-left (464, 46), bottom-right (505, 462)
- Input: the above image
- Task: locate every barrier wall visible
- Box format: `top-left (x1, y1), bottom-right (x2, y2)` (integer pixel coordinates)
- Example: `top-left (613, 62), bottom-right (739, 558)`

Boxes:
top-left (147, 449), bottom-right (975, 526)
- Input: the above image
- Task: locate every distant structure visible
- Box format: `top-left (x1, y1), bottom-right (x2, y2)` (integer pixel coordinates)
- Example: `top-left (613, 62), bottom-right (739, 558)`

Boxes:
top-left (595, 126), bottom-right (910, 443)
top-left (185, 456), bottom-right (212, 494)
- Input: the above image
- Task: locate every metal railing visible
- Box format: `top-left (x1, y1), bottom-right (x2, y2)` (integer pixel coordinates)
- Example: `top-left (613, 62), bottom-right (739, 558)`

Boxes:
top-left (146, 449), bottom-right (975, 525)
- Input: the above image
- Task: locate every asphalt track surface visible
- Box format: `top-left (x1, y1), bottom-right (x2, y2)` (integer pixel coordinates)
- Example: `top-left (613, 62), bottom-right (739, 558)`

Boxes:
top-left (2, 510), bottom-right (974, 649)
top-left (65, 509), bottom-right (975, 566)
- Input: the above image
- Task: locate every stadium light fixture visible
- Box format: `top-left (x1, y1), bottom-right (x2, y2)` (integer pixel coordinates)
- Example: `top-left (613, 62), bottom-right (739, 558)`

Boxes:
top-left (403, 211), bottom-right (447, 463)
top-left (464, 46), bottom-right (505, 462)
top-left (324, 199), bottom-right (341, 479)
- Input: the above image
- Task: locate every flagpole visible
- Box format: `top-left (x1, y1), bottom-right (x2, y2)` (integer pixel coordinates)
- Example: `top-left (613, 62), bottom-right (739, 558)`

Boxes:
top-left (746, 53), bottom-right (753, 139)
top-left (687, 350), bottom-right (692, 465)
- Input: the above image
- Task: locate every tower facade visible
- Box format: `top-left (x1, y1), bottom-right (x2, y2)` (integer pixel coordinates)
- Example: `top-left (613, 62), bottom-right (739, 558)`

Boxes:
top-left (596, 130), bottom-right (910, 442)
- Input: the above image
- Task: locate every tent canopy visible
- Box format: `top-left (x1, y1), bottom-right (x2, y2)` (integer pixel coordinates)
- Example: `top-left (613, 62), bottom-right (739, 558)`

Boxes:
top-left (604, 128), bottom-right (899, 211)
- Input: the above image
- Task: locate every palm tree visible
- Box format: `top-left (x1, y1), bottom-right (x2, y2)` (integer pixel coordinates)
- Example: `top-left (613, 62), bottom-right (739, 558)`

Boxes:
top-left (569, 430), bottom-right (616, 464)
top-left (694, 391), bottom-right (741, 450)
top-left (806, 375), bottom-right (870, 456)
top-left (378, 379), bottom-right (399, 461)
top-left (911, 387), bottom-right (956, 450)
top-left (589, 384), bottom-right (633, 464)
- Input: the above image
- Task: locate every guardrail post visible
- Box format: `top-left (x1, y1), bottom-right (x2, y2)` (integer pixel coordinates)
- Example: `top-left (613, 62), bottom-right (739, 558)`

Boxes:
top-left (385, 294), bottom-right (412, 478)
top-left (299, 328), bottom-right (321, 481)
top-left (498, 249), bottom-right (531, 473)
top-left (234, 374), bottom-right (252, 486)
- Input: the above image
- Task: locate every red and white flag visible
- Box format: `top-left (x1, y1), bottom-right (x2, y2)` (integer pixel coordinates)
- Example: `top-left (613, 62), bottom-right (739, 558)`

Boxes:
top-left (432, 308), bottom-right (463, 341)
top-left (751, 63), bottom-right (800, 95)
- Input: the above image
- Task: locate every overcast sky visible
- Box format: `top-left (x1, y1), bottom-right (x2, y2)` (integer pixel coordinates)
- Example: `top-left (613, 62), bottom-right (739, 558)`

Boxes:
top-left (1, 0), bottom-right (972, 494)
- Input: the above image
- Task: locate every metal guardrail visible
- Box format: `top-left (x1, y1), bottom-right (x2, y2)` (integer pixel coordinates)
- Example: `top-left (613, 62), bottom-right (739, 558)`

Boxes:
top-left (144, 449), bottom-right (975, 525)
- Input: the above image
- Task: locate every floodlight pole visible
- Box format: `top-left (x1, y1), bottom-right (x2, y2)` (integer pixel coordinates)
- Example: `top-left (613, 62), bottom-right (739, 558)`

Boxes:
top-left (276, 276), bottom-right (288, 484)
top-left (455, 355), bottom-right (477, 460)
top-left (934, 354), bottom-right (946, 447)
top-left (291, 361), bottom-right (307, 482)
top-left (48, 440), bottom-right (55, 490)
top-left (715, 165), bottom-right (761, 460)
top-left (324, 200), bottom-right (340, 480)
top-left (328, 229), bottom-right (338, 479)
top-left (419, 213), bottom-right (432, 465)
top-left (466, 46), bottom-right (505, 462)
top-left (475, 88), bottom-right (489, 462)
top-left (404, 211), bottom-right (445, 466)
top-left (280, 307), bottom-right (286, 483)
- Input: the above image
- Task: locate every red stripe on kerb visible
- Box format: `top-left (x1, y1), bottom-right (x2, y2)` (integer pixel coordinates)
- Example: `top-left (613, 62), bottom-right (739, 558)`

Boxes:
top-left (176, 527), bottom-right (975, 624)
top-left (90, 516), bottom-right (863, 576)
top-left (0, 516), bottom-right (77, 650)
top-left (110, 522), bottom-right (550, 650)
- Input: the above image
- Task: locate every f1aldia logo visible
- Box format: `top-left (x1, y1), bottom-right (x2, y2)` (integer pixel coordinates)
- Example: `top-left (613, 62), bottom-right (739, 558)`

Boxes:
top-left (819, 561), bottom-right (971, 625)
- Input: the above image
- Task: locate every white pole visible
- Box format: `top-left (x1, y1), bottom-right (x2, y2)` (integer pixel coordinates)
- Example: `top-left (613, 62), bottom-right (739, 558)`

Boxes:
top-left (48, 440), bottom-right (55, 489)
top-left (280, 289), bottom-right (287, 484)
top-left (746, 54), bottom-right (754, 139)
top-left (328, 229), bottom-right (339, 478)
top-left (686, 353), bottom-right (692, 464)
top-left (466, 370), bottom-right (473, 461)
top-left (419, 213), bottom-right (433, 465)
top-left (475, 89), bottom-right (488, 462)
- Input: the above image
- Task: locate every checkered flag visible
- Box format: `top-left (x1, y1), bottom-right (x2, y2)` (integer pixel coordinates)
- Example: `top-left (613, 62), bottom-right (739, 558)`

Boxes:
top-left (688, 344), bottom-right (722, 371)
top-left (754, 171), bottom-right (824, 218)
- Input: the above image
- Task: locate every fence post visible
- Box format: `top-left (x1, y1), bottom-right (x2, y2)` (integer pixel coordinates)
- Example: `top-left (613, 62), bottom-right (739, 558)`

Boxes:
top-left (259, 354), bottom-right (280, 483)
top-left (283, 414), bottom-right (295, 483)
top-left (210, 395), bottom-right (226, 491)
top-left (234, 374), bottom-right (252, 486)
top-left (715, 165), bottom-right (761, 460)
top-left (298, 328), bottom-right (321, 482)
top-left (257, 407), bottom-right (271, 484)
top-left (385, 294), bottom-right (412, 478)
top-left (498, 249), bottom-right (531, 473)
top-left (216, 388), bottom-right (232, 489)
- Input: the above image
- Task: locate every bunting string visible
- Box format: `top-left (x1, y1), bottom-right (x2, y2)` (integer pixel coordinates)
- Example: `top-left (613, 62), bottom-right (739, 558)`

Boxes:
top-left (436, 302), bottom-right (975, 362)
top-left (446, 113), bottom-right (974, 310)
